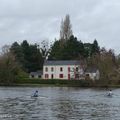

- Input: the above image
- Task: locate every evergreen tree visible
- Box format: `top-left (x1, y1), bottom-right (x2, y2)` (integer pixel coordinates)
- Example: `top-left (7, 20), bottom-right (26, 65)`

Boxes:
top-left (91, 39), bottom-right (100, 55)
top-left (84, 43), bottom-right (93, 58)
top-left (21, 40), bottom-right (30, 72)
top-left (49, 35), bottom-right (85, 60)
top-left (11, 40), bottom-right (43, 72)
top-left (61, 35), bottom-right (85, 60)
top-left (28, 44), bottom-right (43, 72)
top-left (48, 40), bottom-right (62, 60)
top-left (10, 42), bottom-right (24, 67)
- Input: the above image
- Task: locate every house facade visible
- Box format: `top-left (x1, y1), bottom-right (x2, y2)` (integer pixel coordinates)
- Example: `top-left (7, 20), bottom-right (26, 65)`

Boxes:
top-left (29, 71), bottom-right (43, 79)
top-left (85, 67), bottom-right (100, 80)
top-left (43, 60), bottom-right (84, 80)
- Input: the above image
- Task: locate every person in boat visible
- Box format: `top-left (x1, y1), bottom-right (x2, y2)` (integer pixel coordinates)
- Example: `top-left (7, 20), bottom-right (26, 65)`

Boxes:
top-left (108, 89), bottom-right (113, 96)
top-left (33, 90), bottom-right (38, 97)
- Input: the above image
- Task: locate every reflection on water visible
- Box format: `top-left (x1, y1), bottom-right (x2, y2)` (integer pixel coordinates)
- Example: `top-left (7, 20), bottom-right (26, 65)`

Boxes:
top-left (0, 87), bottom-right (119, 120)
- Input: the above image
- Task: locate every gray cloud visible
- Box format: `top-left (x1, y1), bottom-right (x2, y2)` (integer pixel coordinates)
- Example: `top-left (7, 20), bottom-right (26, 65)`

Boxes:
top-left (0, 0), bottom-right (120, 54)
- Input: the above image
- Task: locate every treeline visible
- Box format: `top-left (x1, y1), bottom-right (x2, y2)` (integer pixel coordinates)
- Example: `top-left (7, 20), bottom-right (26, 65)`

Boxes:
top-left (10, 40), bottom-right (44, 72)
top-left (0, 45), bottom-right (27, 84)
top-left (48, 36), bottom-right (99, 60)
top-left (9, 37), bottom-right (120, 82)
top-left (10, 37), bottom-right (100, 73)
top-left (10, 15), bottom-right (100, 73)
top-left (0, 14), bottom-right (120, 84)
top-left (0, 40), bottom-right (48, 84)
top-left (49, 14), bottom-right (99, 60)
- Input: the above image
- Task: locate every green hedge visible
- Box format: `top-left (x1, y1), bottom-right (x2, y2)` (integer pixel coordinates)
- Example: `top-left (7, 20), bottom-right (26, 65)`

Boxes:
top-left (6, 78), bottom-right (120, 87)
top-left (15, 78), bottom-right (93, 87)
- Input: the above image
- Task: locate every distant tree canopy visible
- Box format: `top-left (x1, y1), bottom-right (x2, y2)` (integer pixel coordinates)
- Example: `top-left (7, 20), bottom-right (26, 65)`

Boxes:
top-left (10, 40), bottom-right (43, 72)
top-left (0, 45), bottom-right (27, 84)
top-left (48, 14), bottom-right (100, 60)
top-left (87, 47), bottom-right (119, 80)
top-left (48, 35), bottom-right (100, 60)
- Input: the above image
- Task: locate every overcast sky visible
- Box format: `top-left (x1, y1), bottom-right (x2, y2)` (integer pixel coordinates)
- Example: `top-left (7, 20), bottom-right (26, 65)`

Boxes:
top-left (0, 0), bottom-right (120, 54)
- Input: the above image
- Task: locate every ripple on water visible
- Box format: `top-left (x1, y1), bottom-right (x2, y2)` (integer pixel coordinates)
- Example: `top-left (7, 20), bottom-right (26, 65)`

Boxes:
top-left (0, 87), bottom-right (119, 120)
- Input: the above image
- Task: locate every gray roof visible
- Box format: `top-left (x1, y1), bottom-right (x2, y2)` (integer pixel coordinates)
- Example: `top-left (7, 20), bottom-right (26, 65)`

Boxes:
top-left (44, 60), bottom-right (81, 66)
top-left (30, 71), bottom-right (43, 76)
top-left (85, 67), bottom-right (99, 73)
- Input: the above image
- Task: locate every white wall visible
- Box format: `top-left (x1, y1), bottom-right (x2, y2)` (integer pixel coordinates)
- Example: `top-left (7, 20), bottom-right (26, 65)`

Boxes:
top-left (29, 74), bottom-right (41, 79)
top-left (85, 70), bottom-right (100, 80)
top-left (43, 65), bottom-right (81, 79)
top-left (96, 70), bottom-right (100, 80)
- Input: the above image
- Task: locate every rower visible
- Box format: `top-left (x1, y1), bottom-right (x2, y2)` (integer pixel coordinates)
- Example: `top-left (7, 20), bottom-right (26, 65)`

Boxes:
top-left (33, 90), bottom-right (38, 97)
top-left (108, 89), bottom-right (113, 96)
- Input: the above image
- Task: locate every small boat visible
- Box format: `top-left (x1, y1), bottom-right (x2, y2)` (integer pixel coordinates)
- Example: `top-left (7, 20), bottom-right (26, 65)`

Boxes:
top-left (107, 90), bottom-right (113, 97)
top-left (32, 95), bottom-right (38, 97)
top-left (31, 95), bottom-right (38, 98)
top-left (107, 93), bottom-right (113, 97)
top-left (31, 90), bottom-right (38, 98)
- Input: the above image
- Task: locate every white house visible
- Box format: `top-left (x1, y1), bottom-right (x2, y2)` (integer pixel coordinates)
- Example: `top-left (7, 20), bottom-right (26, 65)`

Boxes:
top-left (43, 60), bottom-right (84, 80)
top-left (85, 67), bottom-right (100, 80)
top-left (29, 71), bottom-right (43, 79)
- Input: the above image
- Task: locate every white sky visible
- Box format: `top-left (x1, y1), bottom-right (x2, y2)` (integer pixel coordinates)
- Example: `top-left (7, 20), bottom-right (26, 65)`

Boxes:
top-left (0, 0), bottom-right (120, 54)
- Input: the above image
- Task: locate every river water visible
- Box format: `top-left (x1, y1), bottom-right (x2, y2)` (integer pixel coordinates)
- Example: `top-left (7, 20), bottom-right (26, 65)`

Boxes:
top-left (0, 87), bottom-right (119, 120)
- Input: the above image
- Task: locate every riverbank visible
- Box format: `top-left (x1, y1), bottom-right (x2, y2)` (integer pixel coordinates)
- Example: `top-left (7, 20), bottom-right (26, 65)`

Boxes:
top-left (1, 78), bottom-right (120, 87)
top-left (9, 84), bottom-right (120, 88)
top-left (8, 78), bottom-right (120, 88)
top-left (14, 78), bottom-right (92, 87)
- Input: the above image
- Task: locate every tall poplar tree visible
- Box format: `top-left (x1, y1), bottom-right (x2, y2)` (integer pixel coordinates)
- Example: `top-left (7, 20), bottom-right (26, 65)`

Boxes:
top-left (60, 14), bottom-right (73, 43)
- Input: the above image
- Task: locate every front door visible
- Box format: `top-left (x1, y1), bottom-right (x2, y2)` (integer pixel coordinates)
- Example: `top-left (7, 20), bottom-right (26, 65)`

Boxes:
top-left (68, 74), bottom-right (70, 80)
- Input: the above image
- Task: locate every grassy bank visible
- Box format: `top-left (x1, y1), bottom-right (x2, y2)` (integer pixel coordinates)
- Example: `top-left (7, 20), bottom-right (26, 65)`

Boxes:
top-left (1, 78), bottom-right (120, 87)
top-left (14, 78), bottom-right (93, 87)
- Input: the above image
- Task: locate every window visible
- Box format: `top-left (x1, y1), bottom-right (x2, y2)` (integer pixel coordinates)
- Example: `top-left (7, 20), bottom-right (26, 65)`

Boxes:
top-left (60, 67), bottom-right (63, 71)
top-left (38, 75), bottom-right (41, 78)
top-left (45, 74), bottom-right (49, 79)
top-left (59, 74), bottom-right (63, 78)
top-left (86, 74), bottom-right (89, 77)
top-left (68, 67), bottom-right (70, 72)
top-left (31, 75), bottom-right (34, 78)
top-left (76, 67), bottom-right (78, 72)
top-left (51, 74), bottom-right (54, 79)
top-left (45, 67), bottom-right (48, 72)
top-left (51, 67), bottom-right (54, 72)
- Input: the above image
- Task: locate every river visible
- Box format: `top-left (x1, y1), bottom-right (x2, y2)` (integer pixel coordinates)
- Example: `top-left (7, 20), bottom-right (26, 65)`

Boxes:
top-left (0, 87), bottom-right (119, 120)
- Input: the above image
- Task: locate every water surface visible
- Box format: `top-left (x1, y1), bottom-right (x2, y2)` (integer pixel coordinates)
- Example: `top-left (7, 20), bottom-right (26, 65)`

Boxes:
top-left (0, 87), bottom-right (119, 120)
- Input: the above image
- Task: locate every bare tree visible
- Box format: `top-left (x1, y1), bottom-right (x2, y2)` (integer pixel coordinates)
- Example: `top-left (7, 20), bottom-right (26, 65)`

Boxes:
top-left (88, 48), bottom-right (118, 81)
top-left (40, 40), bottom-right (50, 61)
top-left (1, 45), bottom-right (10, 56)
top-left (60, 14), bottom-right (73, 42)
top-left (0, 45), bottom-right (23, 84)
